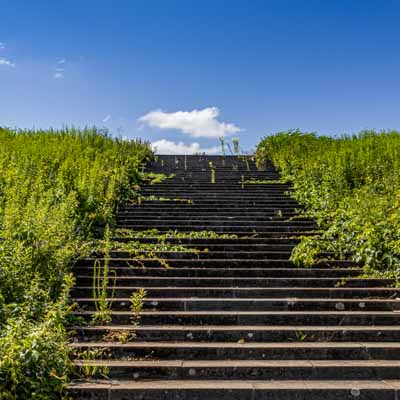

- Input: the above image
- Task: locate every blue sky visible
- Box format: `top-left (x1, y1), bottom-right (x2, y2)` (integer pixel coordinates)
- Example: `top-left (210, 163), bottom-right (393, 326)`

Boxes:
top-left (1, 0), bottom-right (400, 153)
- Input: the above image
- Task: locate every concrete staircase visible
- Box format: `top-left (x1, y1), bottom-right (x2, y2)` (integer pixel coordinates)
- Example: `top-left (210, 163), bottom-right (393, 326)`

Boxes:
top-left (68, 155), bottom-right (400, 399)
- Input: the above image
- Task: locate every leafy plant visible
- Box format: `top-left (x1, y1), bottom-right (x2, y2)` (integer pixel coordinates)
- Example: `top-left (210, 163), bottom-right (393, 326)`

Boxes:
top-left (0, 126), bottom-right (151, 397)
top-left (92, 226), bottom-right (116, 324)
top-left (209, 161), bottom-right (216, 183)
top-left (232, 137), bottom-right (240, 155)
top-left (219, 137), bottom-right (226, 155)
top-left (256, 129), bottom-right (400, 280)
top-left (75, 348), bottom-right (109, 378)
top-left (130, 288), bottom-right (147, 321)
top-left (136, 195), bottom-right (193, 204)
top-left (113, 228), bottom-right (239, 240)
top-left (244, 179), bottom-right (285, 184)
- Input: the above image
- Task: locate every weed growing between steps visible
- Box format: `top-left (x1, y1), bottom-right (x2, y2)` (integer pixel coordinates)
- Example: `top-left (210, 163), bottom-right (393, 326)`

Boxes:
top-left (140, 172), bottom-right (175, 185)
top-left (0, 127), bottom-right (151, 399)
top-left (114, 228), bottom-right (240, 240)
top-left (91, 227), bottom-right (116, 325)
top-left (256, 129), bottom-right (400, 281)
top-left (243, 178), bottom-right (286, 184)
top-left (134, 195), bottom-right (193, 204)
top-left (84, 230), bottom-right (204, 325)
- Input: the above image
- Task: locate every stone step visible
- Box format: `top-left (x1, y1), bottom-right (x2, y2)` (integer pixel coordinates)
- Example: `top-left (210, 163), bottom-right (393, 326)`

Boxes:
top-left (72, 286), bottom-right (398, 298)
top-left (144, 185), bottom-right (290, 190)
top-left (73, 297), bottom-right (398, 312)
top-left (138, 193), bottom-right (294, 199)
top-left (89, 250), bottom-right (295, 260)
top-left (72, 359), bottom-right (400, 380)
top-left (116, 219), bottom-right (310, 225)
top-left (139, 189), bottom-right (292, 194)
top-left (74, 276), bottom-right (391, 288)
top-left (73, 325), bottom-right (400, 342)
top-left (116, 226), bottom-right (317, 235)
top-left (116, 220), bottom-right (317, 227)
top-left (105, 242), bottom-right (299, 251)
top-left (70, 341), bottom-right (400, 360)
top-left (77, 259), bottom-right (353, 268)
top-left (135, 200), bottom-right (300, 205)
top-left (74, 310), bottom-right (400, 325)
top-left (74, 267), bottom-right (362, 278)
top-left (119, 203), bottom-right (302, 208)
top-left (117, 212), bottom-right (300, 218)
top-left (67, 379), bottom-right (400, 400)
top-left (120, 210), bottom-right (302, 216)
top-left (117, 213), bottom-right (307, 219)
top-left (111, 237), bottom-right (301, 246)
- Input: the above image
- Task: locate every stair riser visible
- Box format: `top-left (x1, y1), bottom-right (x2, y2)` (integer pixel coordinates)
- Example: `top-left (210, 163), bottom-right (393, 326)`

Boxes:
top-left (71, 346), bottom-right (400, 360)
top-left (75, 313), bottom-right (400, 325)
top-left (117, 216), bottom-right (309, 222)
top-left (129, 202), bottom-right (300, 207)
top-left (138, 194), bottom-right (294, 199)
top-left (75, 365), bottom-right (400, 380)
top-left (77, 259), bottom-right (356, 268)
top-left (73, 278), bottom-right (390, 288)
top-left (116, 227), bottom-right (316, 235)
top-left (132, 187), bottom-right (294, 192)
top-left (74, 328), bottom-right (400, 342)
top-left (117, 214), bottom-right (300, 219)
top-left (86, 252), bottom-right (294, 260)
top-left (66, 387), bottom-right (398, 400)
top-left (104, 244), bottom-right (298, 251)
top-left (73, 299), bottom-right (396, 312)
top-left (111, 238), bottom-right (301, 246)
top-left (118, 206), bottom-right (302, 211)
top-left (73, 268), bottom-right (362, 278)
top-left (119, 221), bottom-right (310, 228)
top-left (72, 288), bottom-right (398, 298)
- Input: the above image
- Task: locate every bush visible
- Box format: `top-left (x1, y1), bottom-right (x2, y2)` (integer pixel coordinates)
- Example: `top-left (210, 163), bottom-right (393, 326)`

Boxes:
top-left (0, 127), bottom-right (152, 398)
top-left (256, 129), bottom-right (400, 280)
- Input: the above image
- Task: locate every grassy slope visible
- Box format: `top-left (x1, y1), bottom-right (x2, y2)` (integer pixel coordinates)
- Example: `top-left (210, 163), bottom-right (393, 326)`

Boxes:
top-left (0, 127), bottom-right (152, 399)
top-left (256, 129), bottom-right (400, 280)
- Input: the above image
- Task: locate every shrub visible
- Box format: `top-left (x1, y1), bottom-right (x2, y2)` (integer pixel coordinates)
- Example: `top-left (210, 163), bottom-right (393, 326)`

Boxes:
top-left (256, 129), bottom-right (400, 280)
top-left (0, 127), bottom-right (152, 398)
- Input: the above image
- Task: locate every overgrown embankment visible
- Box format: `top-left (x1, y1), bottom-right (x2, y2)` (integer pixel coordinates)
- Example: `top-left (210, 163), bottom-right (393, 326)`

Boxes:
top-left (256, 130), bottom-right (400, 280)
top-left (0, 127), bottom-right (151, 399)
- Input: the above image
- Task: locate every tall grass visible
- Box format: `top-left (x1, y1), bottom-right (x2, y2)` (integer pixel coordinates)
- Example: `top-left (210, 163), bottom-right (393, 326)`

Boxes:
top-left (0, 126), bottom-right (151, 398)
top-left (256, 129), bottom-right (400, 280)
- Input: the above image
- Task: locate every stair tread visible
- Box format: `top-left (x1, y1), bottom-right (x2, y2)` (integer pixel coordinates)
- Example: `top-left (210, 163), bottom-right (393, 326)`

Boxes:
top-left (74, 324), bottom-right (400, 331)
top-left (75, 310), bottom-right (400, 315)
top-left (68, 379), bottom-right (400, 390)
top-left (70, 341), bottom-right (400, 349)
top-left (72, 297), bottom-right (397, 302)
top-left (72, 359), bottom-right (400, 367)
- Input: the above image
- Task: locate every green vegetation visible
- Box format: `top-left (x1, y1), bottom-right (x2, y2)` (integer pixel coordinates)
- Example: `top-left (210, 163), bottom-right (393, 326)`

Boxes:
top-left (91, 227), bottom-right (116, 325)
top-left (243, 178), bottom-right (285, 184)
top-left (256, 129), bottom-right (400, 280)
top-left (135, 195), bottom-right (193, 204)
top-left (0, 127), bottom-right (151, 398)
top-left (114, 228), bottom-right (239, 240)
top-left (209, 161), bottom-right (216, 183)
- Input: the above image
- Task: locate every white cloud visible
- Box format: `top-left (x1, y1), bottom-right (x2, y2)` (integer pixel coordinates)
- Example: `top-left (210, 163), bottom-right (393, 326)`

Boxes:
top-left (58, 58), bottom-right (66, 64)
top-left (53, 72), bottom-right (63, 79)
top-left (0, 58), bottom-right (15, 68)
top-left (0, 42), bottom-right (4, 50)
top-left (102, 115), bottom-right (111, 123)
top-left (151, 139), bottom-right (219, 155)
top-left (139, 107), bottom-right (241, 138)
